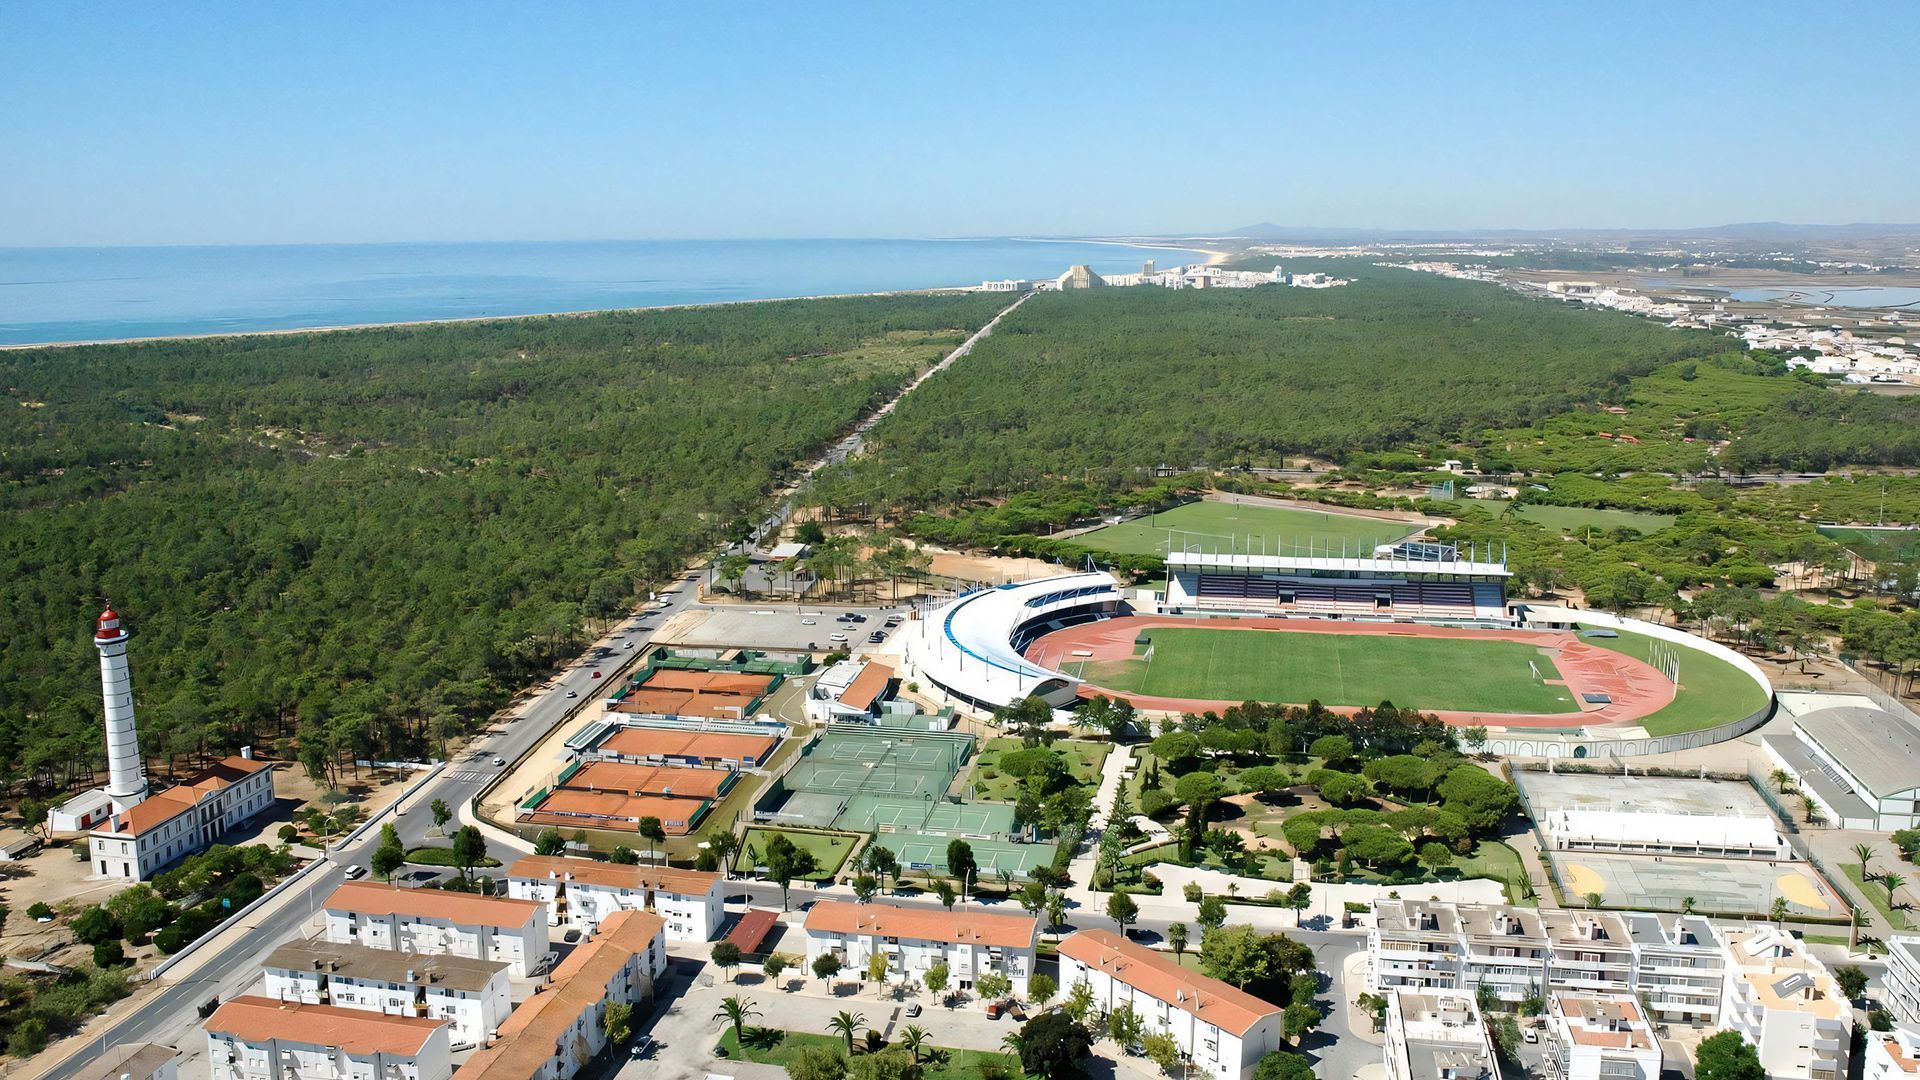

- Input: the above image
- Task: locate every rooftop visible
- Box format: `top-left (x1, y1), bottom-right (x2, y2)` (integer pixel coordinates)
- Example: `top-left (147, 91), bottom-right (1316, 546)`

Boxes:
top-left (807, 901), bottom-right (1037, 950)
top-left (205, 996), bottom-right (444, 1056)
top-left (72, 1042), bottom-right (178, 1080)
top-left (1552, 993), bottom-right (1656, 1051)
top-left (453, 910), bottom-right (663, 1079)
top-left (1720, 927), bottom-right (1848, 1019)
top-left (322, 881), bottom-right (543, 927)
top-left (1795, 706), bottom-right (1920, 797)
top-left (506, 854), bottom-right (720, 895)
top-left (838, 661), bottom-right (895, 712)
top-left (1059, 929), bottom-right (1281, 1038)
top-left (1387, 991), bottom-right (1497, 1080)
top-left (264, 939), bottom-right (509, 992)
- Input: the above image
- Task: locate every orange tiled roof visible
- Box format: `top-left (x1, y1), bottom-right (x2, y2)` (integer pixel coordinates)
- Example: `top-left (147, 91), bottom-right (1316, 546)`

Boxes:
top-left (322, 881), bottom-right (543, 927)
top-left (838, 662), bottom-right (895, 712)
top-left (506, 854), bottom-right (720, 895)
top-left (205, 995), bottom-right (443, 1055)
top-left (805, 900), bottom-right (1036, 949)
top-left (453, 910), bottom-right (664, 1079)
top-left (92, 756), bottom-right (272, 837)
top-left (1058, 929), bottom-right (1281, 1037)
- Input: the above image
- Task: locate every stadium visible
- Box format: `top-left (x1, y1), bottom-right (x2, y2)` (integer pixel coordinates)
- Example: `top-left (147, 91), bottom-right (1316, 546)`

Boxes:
top-left (905, 541), bottom-right (1776, 758)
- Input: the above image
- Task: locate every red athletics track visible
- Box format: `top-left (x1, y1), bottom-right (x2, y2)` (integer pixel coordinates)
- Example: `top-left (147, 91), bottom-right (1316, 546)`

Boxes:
top-left (1023, 616), bottom-right (1673, 729)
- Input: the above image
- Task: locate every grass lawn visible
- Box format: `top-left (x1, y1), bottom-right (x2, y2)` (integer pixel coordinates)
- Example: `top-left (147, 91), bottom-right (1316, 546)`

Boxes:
top-left (1071, 500), bottom-right (1416, 557)
top-left (404, 846), bottom-right (501, 868)
top-left (1070, 626), bottom-right (1578, 713)
top-left (717, 1027), bottom-right (1024, 1080)
top-left (970, 738), bottom-right (1111, 802)
top-left (1577, 628), bottom-right (1768, 737)
top-left (1846, 862), bottom-right (1910, 931)
top-left (733, 828), bottom-right (856, 881)
top-left (1460, 498), bottom-right (1675, 536)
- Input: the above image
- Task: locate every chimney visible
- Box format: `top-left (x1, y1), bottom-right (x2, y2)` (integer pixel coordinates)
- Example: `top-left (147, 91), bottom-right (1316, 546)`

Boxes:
top-left (406, 969), bottom-right (416, 983)
top-left (241, 745), bottom-right (253, 760)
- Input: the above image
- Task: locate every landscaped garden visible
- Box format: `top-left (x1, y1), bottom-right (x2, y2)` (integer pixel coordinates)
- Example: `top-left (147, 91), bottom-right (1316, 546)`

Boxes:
top-left (733, 827), bottom-right (856, 882)
top-left (969, 737), bottom-right (1110, 802)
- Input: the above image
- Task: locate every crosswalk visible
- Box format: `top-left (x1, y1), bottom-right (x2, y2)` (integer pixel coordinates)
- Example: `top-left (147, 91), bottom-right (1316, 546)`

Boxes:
top-left (445, 769), bottom-right (495, 784)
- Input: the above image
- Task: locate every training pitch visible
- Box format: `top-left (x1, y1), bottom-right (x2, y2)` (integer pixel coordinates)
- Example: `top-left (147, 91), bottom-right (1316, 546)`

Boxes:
top-left (1063, 625), bottom-right (1577, 714)
top-left (1071, 500), bottom-right (1419, 557)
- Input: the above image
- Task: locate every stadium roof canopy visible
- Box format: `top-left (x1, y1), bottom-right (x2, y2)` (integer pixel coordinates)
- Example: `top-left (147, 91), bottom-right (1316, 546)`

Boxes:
top-left (1166, 550), bottom-right (1511, 576)
top-left (907, 571), bottom-right (1119, 712)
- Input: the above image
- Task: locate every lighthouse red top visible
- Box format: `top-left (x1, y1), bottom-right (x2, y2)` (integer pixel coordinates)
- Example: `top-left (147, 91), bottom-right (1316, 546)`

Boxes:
top-left (96, 605), bottom-right (126, 641)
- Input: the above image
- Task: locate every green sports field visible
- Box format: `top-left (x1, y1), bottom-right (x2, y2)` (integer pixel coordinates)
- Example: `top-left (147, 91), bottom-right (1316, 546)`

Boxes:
top-left (1069, 626), bottom-right (1579, 713)
top-left (1072, 500), bottom-right (1418, 558)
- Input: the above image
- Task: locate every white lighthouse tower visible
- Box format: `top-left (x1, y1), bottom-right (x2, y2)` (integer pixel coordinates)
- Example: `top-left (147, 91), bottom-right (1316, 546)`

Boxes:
top-left (95, 604), bottom-right (148, 812)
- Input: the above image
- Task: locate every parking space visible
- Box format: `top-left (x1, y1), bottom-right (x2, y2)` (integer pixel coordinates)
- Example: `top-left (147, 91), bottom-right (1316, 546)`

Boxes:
top-left (657, 605), bottom-right (904, 652)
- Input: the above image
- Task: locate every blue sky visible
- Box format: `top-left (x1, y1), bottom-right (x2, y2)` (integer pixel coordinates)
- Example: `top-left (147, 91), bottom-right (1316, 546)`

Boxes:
top-left (2, 2), bottom-right (1914, 245)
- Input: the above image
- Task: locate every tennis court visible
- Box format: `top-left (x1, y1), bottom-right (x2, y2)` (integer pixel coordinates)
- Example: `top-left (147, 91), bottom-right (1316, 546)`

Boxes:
top-left (1558, 851), bottom-right (1836, 918)
top-left (835, 794), bottom-right (1016, 836)
top-left (886, 834), bottom-right (1056, 877)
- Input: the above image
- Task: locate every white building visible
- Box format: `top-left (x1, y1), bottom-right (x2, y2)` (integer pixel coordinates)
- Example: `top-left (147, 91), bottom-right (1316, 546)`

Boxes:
top-left (75, 1043), bottom-right (179, 1080)
top-left (1719, 927), bottom-right (1851, 1080)
top-left (1163, 546), bottom-right (1511, 623)
top-left (1059, 929), bottom-right (1283, 1080)
top-left (506, 854), bottom-right (723, 942)
top-left (1541, 808), bottom-right (1790, 860)
top-left (261, 940), bottom-right (510, 1052)
top-left (980, 279), bottom-right (1032, 293)
top-left (88, 754), bottom-right (275, 881)
top-left (321, 882), bottom-right (550, 979)
top-left (1883, 937), bottom-right (1920, 1023)
top-left (803, 660), bottom-right (897, 722)
top-left (1865, 1024), bottom-right (1920, 1080)
top-left (803, 901), bottom-right (1037, 998)
top-left (452, 910), bottom-right (667, 1080)
top-left (905, 572), bottom-right (1120, 713)
top-left (1542, 993), bottom-right (1662, 1080)
top-left (204, 996), bottom-right (451, 1080)
top-left (1764, 706), bottom-right (1920, 830)
top-left (1383, 990), bottom-right (1500, 1080)
top-left (1370, 901), bottom-right (1725, 1024)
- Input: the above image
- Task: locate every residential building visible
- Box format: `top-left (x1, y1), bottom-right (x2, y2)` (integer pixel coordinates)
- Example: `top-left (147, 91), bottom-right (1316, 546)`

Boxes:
top-left (506, 854), bottom-right (723, 941)
top-left (1383, 990), bottom-right (1500, 1080)
top-left (1541, 993), bottom-right (1662, 1080)
top-left (1864, 1024), bottom-right (1920, 1080)
top-left (203, 996), bottom-right (451, 1080)
top-left (88, 754), bottom-right (275, 881)
top-left (453, 910), bottom-right (667, 1080)
top-left (74, 1043), bottom-right (179, 1080)
top-left (321, 882), bottom-right (550, 978)
top-left (803, 901), bottom-right (1037, 997)
top-left (1884, 937), bottom-right (1920, 1023)
top-left (1371, 902), bottom-right (1724, 1023)
top-left (980, 279), bottom-right (1031, 293)
top-left (261, 940), bottom-right (511, 1051)
top-left (1620, 912), bottom-right (1723, 1024)
top-left (1060, 929), bottom-right (1283, 1080)
top-left (1719, 927), bottom-right (1851, 1080)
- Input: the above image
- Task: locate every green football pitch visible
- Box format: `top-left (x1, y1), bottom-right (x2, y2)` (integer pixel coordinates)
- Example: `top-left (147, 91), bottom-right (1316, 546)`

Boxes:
top-left (1069, 626), bottom-right (1579, 713)
top-left (1071, 500), bottom-right (1418, 557)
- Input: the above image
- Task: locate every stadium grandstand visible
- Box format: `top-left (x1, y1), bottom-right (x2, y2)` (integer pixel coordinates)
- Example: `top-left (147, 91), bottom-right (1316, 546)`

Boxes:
top-left (1164, 539), bottom-right (1512, 624)
top-left (905, 571), bottom-right (1122, 712)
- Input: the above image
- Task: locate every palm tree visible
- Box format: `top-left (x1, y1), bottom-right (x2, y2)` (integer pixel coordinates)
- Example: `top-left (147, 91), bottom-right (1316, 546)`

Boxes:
top-left (1849, 900), bottom-right (1866, 950)
top-left (1854, 843), bottom-right (1879, 880)
top-left (1885, 872), bottom-right (1906, 913)
top-left (713, 996), bottom-right (760, 1047)
top-left (1680, 896), bottom-right (1696, 916)
top-left (1768, 768), bottom-right (1793, 794)
top-left (1583, 891), bottom-right (1604, 910)
top-left (826, 1010), bottom-right (867, 1055)
top-left (1000, 1031), bottom-right (1026, 1058)
top-left (901, 1025), bottom-right (930, 1065)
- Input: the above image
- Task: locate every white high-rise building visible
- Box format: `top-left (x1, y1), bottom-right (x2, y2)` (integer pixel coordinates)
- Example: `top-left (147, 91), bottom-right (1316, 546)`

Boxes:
top-left (95, 604), bottom-right (149, 811)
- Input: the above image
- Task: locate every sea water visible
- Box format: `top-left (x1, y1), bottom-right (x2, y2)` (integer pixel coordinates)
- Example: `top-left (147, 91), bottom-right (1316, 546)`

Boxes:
top-left (0, 238), bottom-right (1204, 346)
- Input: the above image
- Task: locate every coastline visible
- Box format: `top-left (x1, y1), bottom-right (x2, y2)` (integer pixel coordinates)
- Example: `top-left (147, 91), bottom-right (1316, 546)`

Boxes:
top-left (0, 237), bottom-right (1222, 351)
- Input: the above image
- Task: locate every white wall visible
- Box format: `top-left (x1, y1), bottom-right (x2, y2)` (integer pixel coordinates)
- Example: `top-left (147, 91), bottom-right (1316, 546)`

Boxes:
top-left (1058, 955), bottom-right (1279, 1080)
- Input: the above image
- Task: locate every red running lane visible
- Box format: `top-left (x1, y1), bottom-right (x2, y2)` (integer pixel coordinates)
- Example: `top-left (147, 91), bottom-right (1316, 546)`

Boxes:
top-left (1023, 615), bottom-right (1672, 729)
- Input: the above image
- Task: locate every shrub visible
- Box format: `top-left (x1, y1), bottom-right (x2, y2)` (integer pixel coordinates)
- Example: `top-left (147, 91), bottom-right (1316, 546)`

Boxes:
top-left (27, 902), bottom-right (54, 921)
top-left (1183, 882), bottom-right (1203, 903)
top-left (92, 941), bottom-right (127, 968)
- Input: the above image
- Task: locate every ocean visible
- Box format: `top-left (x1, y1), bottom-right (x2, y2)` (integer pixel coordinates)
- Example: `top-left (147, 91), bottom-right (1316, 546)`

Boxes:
top-left (0, 238), bottom-right (1203, 346)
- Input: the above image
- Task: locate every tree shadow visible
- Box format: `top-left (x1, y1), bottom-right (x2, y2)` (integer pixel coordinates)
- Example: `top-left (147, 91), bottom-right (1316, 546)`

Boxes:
top-left (743, 1026), bottom-right (786, 1050)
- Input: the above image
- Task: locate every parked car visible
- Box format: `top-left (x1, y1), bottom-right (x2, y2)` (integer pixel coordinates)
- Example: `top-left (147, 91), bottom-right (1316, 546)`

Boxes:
top-left (1523, 1027), bottom-right (1539, 1044)
top-left (829, 632), bottom-right (849, 642)
top-left (985, 1000), bottom-right (1004, 1019)
top-left (630, 1035), bottom-right (657, 1059)
top-left (801, 618), bottom-right (817, 625)
top-left (835, 613), bottom-right (856, 623)
top-left (867, 631), bottom-right (886, 643)
top-left (905, 1003), bottom-right (921, 1018)
top-left (564, 928), bottom-right (582, 943)
top-left (344, 865), bottom-right (367, 879)
top-left (848, 613), bottom-right (867, 623)
top-left (884, 616), bottom-right (902, 627)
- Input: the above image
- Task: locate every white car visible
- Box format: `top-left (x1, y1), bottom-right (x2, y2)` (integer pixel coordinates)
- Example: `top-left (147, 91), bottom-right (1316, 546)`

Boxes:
top-left (801, 618), bottom-right (816, 625)
top-left (828, 632), bottom-right (849, 642)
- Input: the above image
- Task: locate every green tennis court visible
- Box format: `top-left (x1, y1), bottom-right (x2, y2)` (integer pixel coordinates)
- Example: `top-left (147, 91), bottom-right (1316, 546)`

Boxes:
top-left (1072, 500), bottom-right (1417, 558)
top-left (886, 834), bottom-right (1056, 878)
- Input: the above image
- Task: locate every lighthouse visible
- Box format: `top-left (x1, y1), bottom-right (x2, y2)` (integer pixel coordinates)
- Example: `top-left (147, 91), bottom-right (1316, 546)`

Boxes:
top-left (94, 604), bottom-right (148, 811)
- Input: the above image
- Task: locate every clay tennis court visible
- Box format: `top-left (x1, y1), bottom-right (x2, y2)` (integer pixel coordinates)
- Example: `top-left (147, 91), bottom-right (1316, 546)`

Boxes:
top-left (598, 726), bottom-right (780, 766)
top-left (1024, 615), bottom-right (1672, 728)
top-left (518, 789), bottom-right (708, 834)
top-left (563, 761), bottom-right (733, 799)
